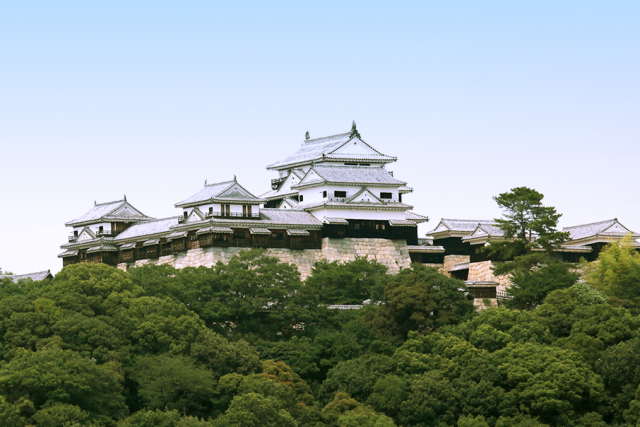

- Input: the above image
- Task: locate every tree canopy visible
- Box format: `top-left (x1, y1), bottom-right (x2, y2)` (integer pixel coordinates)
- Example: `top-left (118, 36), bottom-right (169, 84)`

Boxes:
top-left (1, 245), bottom-right (640, 426)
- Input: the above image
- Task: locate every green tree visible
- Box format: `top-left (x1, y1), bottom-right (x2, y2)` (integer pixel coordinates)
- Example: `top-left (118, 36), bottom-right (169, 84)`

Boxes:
top-left (0, 346), bottom-right (127, 421)
top-left (336, 410), bottom-right (396, 427)
top-left (368, 265), bottom-right (473, 341)
top-left (209, 249), bottom-right (309, 338)
top-left (488, 187), bottom-right (569, 260)
top-left (504, 262), bottom-right (579, 310)
top-left (32, 404), bottom-right (94, 427)
top-left (189, 330), bottom-right (260, 378)
top-left (320, 355), bottom-right (394, 405)
top-left (584, 235), bottom-right (640, 306)
top-left (305, 258), bottom-right (389, 305)
top-left (213, 393), bottom-right (297, 427)
top-left (117, 409), bottom-right (182, 427)
top-left (131, 354), bottom-right (216, 417)
top-left (0, 396), bottom-right (26, 427)
top-left (458, 415), bottom-right (490, 427)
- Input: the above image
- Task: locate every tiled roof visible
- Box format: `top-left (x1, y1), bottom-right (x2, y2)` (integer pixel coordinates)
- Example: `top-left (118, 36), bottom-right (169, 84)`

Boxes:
top-left (165, 231), bottom-right (188, 241)
top-left (450, 262), bottom-right (470, 272)
top-left (389, 219), bottom-right (417, 227)
top-left (267, 132), bottom-right (395, 170)
top-left (287, 229), bottom-right (310, 236)
top-left (196, 227), bottom-right (234, 235)
top-left (258, 208), bottom-right (323, 226)
top-left (405, 211), bottom-right (428, 223)
top-left (427, 218), bottom-right (496, 236)
top-left (66, 200), bottom-right (150, 226)
top-left (299, 201), bottom-right (412, 211)
top-left (563, 219), bottom-right (637, 240)
top-left (407, 245), bottom-right (445, 253)
top-left (58, 250), bottom-right (79, 258)
top-left (86, 245), bottom-right (118, 253)
top-left (175, 180), bottom-right (262, 207)
top-left (294, 165), bottom-right (405, 187)
top-left (250, 228), bottom-right (272, 235)
top-left (114, 217), bottom-right (180, 241)
top-left (0, 270), bottom-right (53, 283)
top-left (323, 217), bottom-right (349, 225)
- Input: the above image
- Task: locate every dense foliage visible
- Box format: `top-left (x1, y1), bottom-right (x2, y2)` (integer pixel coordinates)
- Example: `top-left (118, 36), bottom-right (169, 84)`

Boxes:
top-left (1, 243), bottom-right (640, 426)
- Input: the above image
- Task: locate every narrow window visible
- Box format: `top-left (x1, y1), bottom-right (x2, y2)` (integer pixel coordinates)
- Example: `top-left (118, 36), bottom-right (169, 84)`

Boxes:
top-left (98, 226), bottom-right (104, 234)
top-left (334, 191), bottom-right (347, 198)
top-left (74, 230), bottom-right (78, 237)
top-left (299, 195), bottom-right (304, 202)
top-left (225, 205), bottom-right (231, 216)
top-left (247, 205), bottom-right (252, 216)
top-left (183, 211), bottom-right (188, 219)
top-left (380, 192), bottom-right (392, 199)
top-left (243, 205), bottom-right (247, 217)
top-left (322, 191), bottom-right (327, 198)
top-left (209, 207), bottom-right (213, 215)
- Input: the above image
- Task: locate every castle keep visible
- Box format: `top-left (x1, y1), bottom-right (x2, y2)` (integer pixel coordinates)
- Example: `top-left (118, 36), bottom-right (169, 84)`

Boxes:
top-left (59, 123), bottom-right (427, 278)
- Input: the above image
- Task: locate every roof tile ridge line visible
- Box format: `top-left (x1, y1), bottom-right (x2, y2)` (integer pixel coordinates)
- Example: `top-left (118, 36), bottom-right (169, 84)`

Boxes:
top-left (218, 180), bottom-right (261, 200)
top-left (205, 179), bottom-right (235, 187)
top-left (134, 216), bottom-right (182, 223)
top-left (94, 199), bottom-right (125, 207)
top-left (442, 218), bottom-right (496, 223)
top-left (304, 131), bottom-right (351, 143)
top-left (345, 186), bottom-right (384, 204)
top-left (326, 134), bottom-right (391, 158)
top-left (563, 219), bottom-right (618, 230)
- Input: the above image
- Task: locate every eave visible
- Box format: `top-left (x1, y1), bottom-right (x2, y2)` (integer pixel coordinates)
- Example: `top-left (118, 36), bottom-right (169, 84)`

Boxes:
top-left (302, 202), bottom-right (413, 212)
top-left (266, 156), bottom-right (395, 171)
top-left (175, 198), bottom-right (265, 209)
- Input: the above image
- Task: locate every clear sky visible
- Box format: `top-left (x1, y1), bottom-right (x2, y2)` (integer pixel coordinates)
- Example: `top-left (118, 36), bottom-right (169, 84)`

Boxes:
top-left (1, 1), bottom-right (639, 275)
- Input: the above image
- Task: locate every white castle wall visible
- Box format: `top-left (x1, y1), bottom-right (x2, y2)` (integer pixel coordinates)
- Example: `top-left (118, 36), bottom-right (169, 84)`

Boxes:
top-left (118, 237), bottom-right (411, 280)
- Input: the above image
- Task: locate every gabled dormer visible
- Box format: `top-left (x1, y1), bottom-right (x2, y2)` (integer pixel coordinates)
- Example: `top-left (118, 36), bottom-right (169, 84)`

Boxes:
top-left (563, 219), bottom-right (640, 247)
top-left (66, 198), bottom-right (152, 242)
top-left (76, 227), bottom-right (97, 242)
top-left (176, 177), bottom-right (265, 219)
top-left (345, 187), bottom-right (384, 204)
top-left (266, 122), bottom-right (397, 171)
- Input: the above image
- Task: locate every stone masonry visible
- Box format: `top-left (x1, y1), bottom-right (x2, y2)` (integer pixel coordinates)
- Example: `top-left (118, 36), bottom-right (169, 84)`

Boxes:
top-left (118, 237), bottom-right (412, 280)
top-left (467, 260), bottom-right (512, 293)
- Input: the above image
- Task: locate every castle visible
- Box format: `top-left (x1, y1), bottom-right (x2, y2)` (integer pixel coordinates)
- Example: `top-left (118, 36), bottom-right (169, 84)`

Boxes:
top-left (59, 123), bottom-right (640, 305)
top-left (59, 123), bottom-right (427, 278)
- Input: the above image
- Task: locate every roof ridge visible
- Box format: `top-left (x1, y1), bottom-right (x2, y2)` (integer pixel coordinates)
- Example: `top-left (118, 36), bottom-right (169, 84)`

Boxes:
top-left (564, 219), bottom-right (617, 230)
top-left (205, 180), bottom-right (234, 187)
top-left (304, 132), bottom-right (350, 144)
top-left (95, 199), bottom-right (125, 207)
top-left (442, 218), bottom-right (496, 223)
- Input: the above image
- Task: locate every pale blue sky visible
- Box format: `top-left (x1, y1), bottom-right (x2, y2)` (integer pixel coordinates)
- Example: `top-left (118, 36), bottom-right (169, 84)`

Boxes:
top-left (1, 1), bottom-right (639, 274)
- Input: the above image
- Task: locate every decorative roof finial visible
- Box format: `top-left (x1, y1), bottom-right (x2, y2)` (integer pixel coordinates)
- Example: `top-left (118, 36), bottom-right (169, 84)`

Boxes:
top-left (94, 200), bottom-right (96, 206)
top-left (234, 175), bottom-right (237, 182)
top-left (305, 131), bottom-right (310, 140)
top-left (205, 179), bottom-right (207, 185)
top-left (350, 120), bottom-right (361, 139)
top-left (124, 194), bottom-right (127, 202)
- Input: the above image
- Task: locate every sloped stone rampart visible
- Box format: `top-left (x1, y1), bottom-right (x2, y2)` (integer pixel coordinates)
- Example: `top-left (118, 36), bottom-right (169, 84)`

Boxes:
top-left (117, 237), bottom-right (411, 279)
top-left (467, 260), bottom-right (512, 292)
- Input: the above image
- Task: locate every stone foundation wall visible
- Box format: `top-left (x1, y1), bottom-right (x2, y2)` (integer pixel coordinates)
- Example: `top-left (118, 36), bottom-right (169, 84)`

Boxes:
top-left (442, 255), bottom-right (471, 277)
top-left (467, 260), bottom-right (512, 292)
top-left (117, 237), bottom-right (411, 280)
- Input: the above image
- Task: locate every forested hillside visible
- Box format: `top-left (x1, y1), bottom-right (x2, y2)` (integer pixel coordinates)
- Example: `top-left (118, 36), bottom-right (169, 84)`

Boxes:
top-left (2, 240), bottom-right (640, 427)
